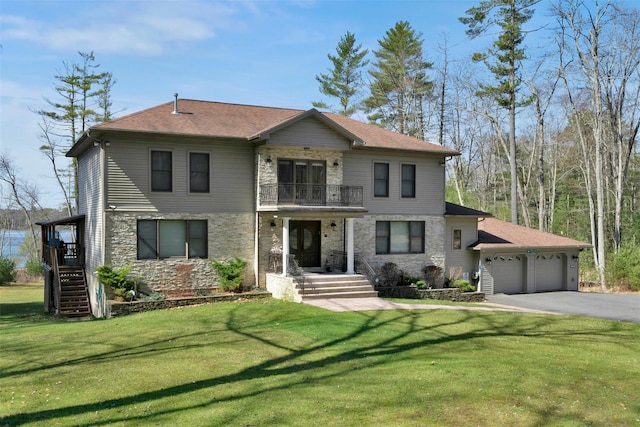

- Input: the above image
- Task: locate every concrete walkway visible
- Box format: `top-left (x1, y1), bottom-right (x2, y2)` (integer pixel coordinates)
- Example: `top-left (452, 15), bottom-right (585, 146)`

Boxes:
top-left (303, 296), bottom-right (553, 314)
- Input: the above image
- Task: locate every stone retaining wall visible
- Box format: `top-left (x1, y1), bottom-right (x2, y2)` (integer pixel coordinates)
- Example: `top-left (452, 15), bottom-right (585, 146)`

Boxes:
top-left (108, 291), bottom-right (271, 318)
top-left (376, 286), bottom-right (485, 302)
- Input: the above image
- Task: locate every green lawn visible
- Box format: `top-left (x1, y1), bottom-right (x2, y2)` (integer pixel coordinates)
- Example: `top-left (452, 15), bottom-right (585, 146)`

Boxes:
top-left (1, 283), bottom-right (639, 426)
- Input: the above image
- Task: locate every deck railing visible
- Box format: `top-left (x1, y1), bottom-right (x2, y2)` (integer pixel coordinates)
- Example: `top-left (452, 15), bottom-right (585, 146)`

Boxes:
top-left (259, 184), bottom-right (363, 207)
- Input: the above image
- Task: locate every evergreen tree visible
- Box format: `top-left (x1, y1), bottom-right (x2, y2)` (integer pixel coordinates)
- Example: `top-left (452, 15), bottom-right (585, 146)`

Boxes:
top-left (365, 21), bottom-right (433, 139)
top-left (37, 51), bottom-right (115, 212)
top-left (460, 0), bottom-right (539, 224)
top-left (313, 32), bottom-right (369, 116)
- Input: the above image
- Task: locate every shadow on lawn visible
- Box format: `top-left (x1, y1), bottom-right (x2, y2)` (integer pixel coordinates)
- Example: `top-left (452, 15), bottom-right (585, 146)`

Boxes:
top-left (1, 305), bottom-right (629, 426)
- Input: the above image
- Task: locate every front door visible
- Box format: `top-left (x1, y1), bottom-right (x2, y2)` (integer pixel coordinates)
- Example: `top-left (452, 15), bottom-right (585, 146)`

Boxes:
top-left (289, 221), bottom-right (321, 267)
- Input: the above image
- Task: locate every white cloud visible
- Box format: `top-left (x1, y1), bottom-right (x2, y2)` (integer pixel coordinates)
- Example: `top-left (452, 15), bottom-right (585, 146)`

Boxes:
top-left (0, 0), bottom-right (245, 55)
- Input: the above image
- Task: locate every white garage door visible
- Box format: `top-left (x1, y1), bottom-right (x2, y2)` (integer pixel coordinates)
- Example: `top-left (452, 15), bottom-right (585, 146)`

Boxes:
top-left (535, 253), bottom-right (564, 292)
top-left (491, 254), bottom-right (524, 294)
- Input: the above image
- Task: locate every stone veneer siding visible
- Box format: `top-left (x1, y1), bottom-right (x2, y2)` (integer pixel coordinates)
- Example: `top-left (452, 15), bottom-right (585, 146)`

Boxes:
top-left (105, 211), bottom-right (255, 294)
top-left (256, 145), bottom-right (344, 188)
top-left (353, 215), bottom-right (445, 278)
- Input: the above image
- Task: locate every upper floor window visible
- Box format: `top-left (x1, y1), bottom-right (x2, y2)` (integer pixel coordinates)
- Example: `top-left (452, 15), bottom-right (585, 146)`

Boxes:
top-left (401, 164), bottom-right (416, 198)
top-left (151, 150), bottom-right (172, 192)
top-left (189, 152), bottom-right (210, 193)
top-left (374, 162), bottom-right (389, 197)
top-left (375, 221), bottom-right (424, 254)
top-left (453, 229), bottom-right (462, 250)
top-left (137, 219), bottom-right (208, 260)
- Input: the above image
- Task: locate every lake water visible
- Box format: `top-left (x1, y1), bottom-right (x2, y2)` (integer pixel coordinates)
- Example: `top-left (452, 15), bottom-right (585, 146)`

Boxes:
top-left (0, 229), bottom-right (73, 267)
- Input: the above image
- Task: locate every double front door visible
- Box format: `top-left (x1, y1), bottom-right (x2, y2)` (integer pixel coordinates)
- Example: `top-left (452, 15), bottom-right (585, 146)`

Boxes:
top-left (289, 221), bottom-right (321, 267)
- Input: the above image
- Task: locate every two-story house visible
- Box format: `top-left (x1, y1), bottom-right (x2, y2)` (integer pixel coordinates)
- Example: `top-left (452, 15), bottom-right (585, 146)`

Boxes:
top-left (42, 97), bottom-right (589, 318)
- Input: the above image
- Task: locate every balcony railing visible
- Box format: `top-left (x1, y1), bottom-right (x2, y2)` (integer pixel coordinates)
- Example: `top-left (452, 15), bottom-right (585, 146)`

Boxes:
top-left (260, 184), bottom-right (363, 207)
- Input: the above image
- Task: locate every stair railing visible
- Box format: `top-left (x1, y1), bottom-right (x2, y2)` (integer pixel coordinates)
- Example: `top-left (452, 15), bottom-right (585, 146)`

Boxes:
top-left (287, 254), bottom-right (306, 293)
top-left (354, 254), bottom-right (379, 288)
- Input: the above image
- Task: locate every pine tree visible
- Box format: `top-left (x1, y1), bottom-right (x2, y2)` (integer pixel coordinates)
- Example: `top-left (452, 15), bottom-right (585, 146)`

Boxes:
top-left (365, 21), bottom-right (433, 139)
top-left (37, 51), bottom-right (115, 212)
top-left (313, 32), bottom-right (369, 116)
top-left (460, 0), bottom-right (539, 224)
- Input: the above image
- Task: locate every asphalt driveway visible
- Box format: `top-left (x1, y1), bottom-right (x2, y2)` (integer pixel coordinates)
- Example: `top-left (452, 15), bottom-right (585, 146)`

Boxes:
top-left (485, 291), bottom-right (640, 323)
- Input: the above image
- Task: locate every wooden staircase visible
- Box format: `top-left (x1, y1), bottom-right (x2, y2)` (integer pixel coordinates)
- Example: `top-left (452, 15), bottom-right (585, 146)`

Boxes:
top-left (57, 265), bottom-right (91, 318)
top-left (298, 274), bottom-right (378, 300)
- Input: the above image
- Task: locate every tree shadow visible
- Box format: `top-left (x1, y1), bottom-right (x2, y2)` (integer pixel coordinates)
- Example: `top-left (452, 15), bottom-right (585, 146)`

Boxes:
top-left (1, 304), bottom-right (632, 425)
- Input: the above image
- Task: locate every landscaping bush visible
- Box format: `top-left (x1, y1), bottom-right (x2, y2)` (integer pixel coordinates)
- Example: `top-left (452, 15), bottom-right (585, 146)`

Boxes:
top-left (25, 258), bottom-right (45, 277)
top-left (96, 264), bottom-right (137, 301)
top-left (422, 265), bottom-right (444, 288)
top-left (0, 257), bottom-right (16, 285)
top-left (378, 262), bottom-right (401, 286)
top-left (415, 279), bottom-right (427, 289)
top-left (211, 257), bottom-right (247, 292)
top-left (607, 247), bottom-right (640, 291)
top-left (450, 279), bottom-right (475, 292)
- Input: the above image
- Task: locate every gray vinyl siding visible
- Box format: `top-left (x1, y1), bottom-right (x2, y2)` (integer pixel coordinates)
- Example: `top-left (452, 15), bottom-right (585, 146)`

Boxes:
top-left (343, 151), bottom-right (445, 215)
top-left (105, 137), bottom-right (255, 213)
top-left (444, 218), bottom-right (478, 279)
top-left (77, 145), bottom-right (104, 271)
top-left (268, 117), bottom-right (351, 150)
top-left (78, 145), bottom-right (106, 316)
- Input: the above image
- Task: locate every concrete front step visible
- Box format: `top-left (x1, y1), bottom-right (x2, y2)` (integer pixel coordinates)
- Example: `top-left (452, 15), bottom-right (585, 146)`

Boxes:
top-left (301, 291), bottom-right (379, 300)
top-left (299, 285), bottom-right (374, 295)
top-left (298, 274), bottom-right (378, 300)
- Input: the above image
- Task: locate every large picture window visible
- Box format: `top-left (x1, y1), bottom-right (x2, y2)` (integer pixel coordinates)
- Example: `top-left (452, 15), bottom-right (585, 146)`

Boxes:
top-left (137, 219), bottom-right (208, 259)
top-left (151, 150), bottom-right (172, 192)
top-left (374, 162), bottom-right (389, 197)
top-left (375, 221), bottom-right (424, 254)
top-left (401, 164), bottom-right (416, 198)
top-left (190, 152), bottom-right (210, 193)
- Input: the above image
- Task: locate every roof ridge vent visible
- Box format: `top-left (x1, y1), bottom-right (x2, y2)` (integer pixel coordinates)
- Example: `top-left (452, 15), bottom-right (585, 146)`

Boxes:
top-left (172, 93), bottom-right (181, 115)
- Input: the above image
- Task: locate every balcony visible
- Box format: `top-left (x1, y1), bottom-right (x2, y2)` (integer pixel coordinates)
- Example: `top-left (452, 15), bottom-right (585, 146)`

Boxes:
top-left (259, 184), bottom-right (364, 209)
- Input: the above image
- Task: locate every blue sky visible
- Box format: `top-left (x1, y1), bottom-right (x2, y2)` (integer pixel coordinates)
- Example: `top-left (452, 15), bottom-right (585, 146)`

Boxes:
top-left (1, 0), bottom-right (556, 208)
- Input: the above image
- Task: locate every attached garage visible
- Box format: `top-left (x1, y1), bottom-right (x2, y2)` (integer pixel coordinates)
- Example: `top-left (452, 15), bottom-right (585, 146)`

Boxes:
top-left (472, 218), bottom-right (590, 295)
top-left (491, 254), bottom-right (525, 294)
top-left (535, 253), bottom-right (565, 292)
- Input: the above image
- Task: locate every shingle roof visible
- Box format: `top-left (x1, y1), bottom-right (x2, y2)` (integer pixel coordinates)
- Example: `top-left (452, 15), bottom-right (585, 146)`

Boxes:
top-left (445, 202), bottom-right (492, 217)
top-left (76, 99), bottom-right (459, 156)
top-left (471, 217), bottom-right (591, 250)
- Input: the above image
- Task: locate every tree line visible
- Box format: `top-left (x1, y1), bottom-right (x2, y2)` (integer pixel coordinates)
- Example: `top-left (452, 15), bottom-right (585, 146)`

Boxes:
top-left (1, 0), bottom-right (638, 288)
top-left (312, 0), bottom-right (640, 288)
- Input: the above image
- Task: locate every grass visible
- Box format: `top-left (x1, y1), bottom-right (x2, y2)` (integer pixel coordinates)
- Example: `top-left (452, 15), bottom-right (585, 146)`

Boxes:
top-left (1, 283), bottom-right (639, 426)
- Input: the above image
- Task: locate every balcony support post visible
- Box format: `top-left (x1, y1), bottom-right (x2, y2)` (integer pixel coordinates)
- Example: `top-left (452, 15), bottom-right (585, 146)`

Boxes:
top-left (281, 217), bottom-right (290, 276)
top-left (346, 218), bottom-right (355, 274)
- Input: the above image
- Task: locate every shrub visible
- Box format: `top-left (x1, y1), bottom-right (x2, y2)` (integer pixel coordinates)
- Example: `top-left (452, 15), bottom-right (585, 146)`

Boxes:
top-left (211, 257), bottom-right (247, 293)
top-left (95, 264), bottom-right (136, 300)
top-left (0, 257), bottom-right (16, 285)
top-left (607, 247), bottom-right (640, 291)
top-left (422, 265), bottom-right (444, 288)
top-left (450, 279), bottom-right (475, 292)
top-left (415, 280), bottom-right (427, 289)
top-left (378, 262), bottom-right (401, 286)
top-left (25, 258), bottom-right (45, 276)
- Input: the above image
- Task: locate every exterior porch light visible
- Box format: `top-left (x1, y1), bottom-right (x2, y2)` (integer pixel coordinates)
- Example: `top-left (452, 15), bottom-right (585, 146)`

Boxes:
top-left (331, 221), bottom-right (337, 231)
top-left (270, 220), bottom-right (276, 231)
top-left (265, 155), bottom-right (272, 164)
top-left (333, 160), bottom-right (339, 168)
